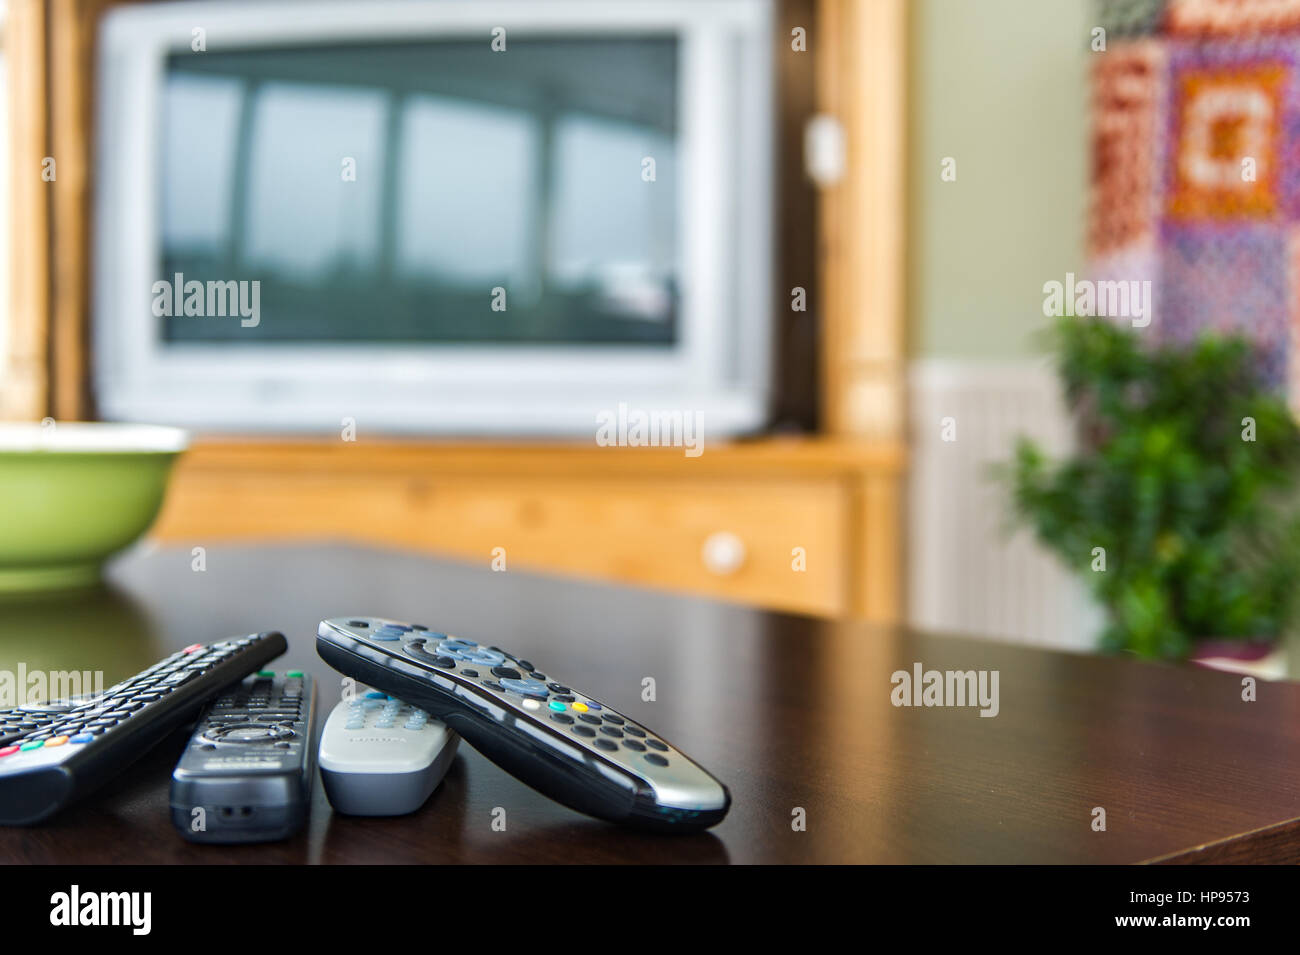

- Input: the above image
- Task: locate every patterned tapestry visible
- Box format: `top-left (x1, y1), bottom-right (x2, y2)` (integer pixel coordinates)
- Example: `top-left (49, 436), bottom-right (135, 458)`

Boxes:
top-left (1090, 0), bottom-right (1300, 402)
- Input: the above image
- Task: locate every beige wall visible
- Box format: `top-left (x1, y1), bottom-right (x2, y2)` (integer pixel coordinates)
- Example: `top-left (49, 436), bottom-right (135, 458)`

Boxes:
top-left (908, 0), bottom-right (1090, 359)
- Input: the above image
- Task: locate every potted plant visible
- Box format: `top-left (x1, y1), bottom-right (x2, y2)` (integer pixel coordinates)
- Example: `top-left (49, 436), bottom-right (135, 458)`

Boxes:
top-left (1007, 317), bottom-right (1300, 663)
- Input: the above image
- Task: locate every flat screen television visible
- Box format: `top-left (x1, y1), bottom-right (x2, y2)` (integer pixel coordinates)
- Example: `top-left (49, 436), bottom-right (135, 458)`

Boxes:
top-left (94, 0), bottom-right (774, 435)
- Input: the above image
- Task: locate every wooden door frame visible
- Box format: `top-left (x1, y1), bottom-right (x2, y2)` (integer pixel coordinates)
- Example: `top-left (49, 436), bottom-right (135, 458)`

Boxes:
top-left (2, 0), bottom-right (118, 422)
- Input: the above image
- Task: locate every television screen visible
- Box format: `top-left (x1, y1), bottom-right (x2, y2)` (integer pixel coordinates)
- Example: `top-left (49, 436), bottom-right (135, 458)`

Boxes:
top-left (158, 37), bottom-right (680, 346)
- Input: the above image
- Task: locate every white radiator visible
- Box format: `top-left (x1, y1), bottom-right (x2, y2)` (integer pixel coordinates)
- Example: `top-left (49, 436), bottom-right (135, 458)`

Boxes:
top-left (907, 360), bottom-right (1102, 650)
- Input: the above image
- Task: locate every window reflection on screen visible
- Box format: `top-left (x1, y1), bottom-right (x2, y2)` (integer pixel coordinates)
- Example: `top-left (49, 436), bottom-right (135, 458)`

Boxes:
top-left (395, 95), bottom-right (537, 288)
top-left (241, 83), bottom-right (388, 279)
top-left (158, 38), bottom-right (679, 346)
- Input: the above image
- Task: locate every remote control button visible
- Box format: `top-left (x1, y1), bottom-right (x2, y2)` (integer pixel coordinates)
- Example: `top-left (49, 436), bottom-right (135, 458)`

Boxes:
top-left (522, 699), bottom-right (540, 711)
top-left (287, 671), bottom-right (303, 678)
top-left (347, 620), bottom-right (370, 627)
top-left (19, 741), bottom-right (43, 751)
top-left (365, 691), bottom-right (386, 699)
top-left (578, 713), bottom-right (601, 725)
top-left (547, 701), bottom-right (566, 712)
top-left (45, 736), bottom-right (69, 747)
top-left (600, 726), bottom-right (624, 739)
top-left (500, 680), bottom-right (547, 700)
top-left (622, 740), bottom-right (646, 752)
top-left (573, 725), bottom-right (597, 737)
top-left (458, 648), bottom-right (505, 666)
top-left (67, 734), bottom-right (92, 744)
top-left (482, 680), bottom-right (504, 692)
top-left (491, 666), bottom-right (522, 680)
top-left (411, 624), bottom-right (428, 631)
top-left (373, 632), bottom-right (401, 641)
top-left (257, 670), bottom-right (275, 678)
top-left (548, 683), bottom-right (569, 693)
top-left (571, 702), bottom-right (588, 713)
top-left (594, 738), bottom-right (618, 752)
top-left (443, 636), bottom-right (476, 646)
top-left (432, 656), bottom-right (457, 669)
top-left (623, 726), bottom-right (646, 738)
top-left (550, 713), bottom-right (574, 725)
top-left (516, 659), bottom-right (534, 671)
top-left (645, 754), bottom-right (669, 767)
top-left (528, 672), bottom-right (546, 681)
top-left (554, 695), bottom-right (575, 703)
top-left (0, 746), bottom-right (17, 757)
top-left (645, 739), bottom-right (668, 752)
top-left (182, 643), bottom-right (203, 654)
top-left (462, 668), bottom-right (479, 678)
top-left (601, 714), bottom-right (624, 725)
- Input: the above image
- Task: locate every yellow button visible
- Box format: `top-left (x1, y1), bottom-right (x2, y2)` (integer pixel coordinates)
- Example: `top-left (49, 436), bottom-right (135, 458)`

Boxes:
top-left (45, 736), bottom-right (69, 747)
top-left (572, 702), bottom-right (588, 713)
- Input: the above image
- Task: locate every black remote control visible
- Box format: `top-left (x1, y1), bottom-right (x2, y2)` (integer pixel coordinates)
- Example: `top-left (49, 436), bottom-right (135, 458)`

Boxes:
top-left (170, 669), bottom-right (316, 843)
top-left (0, 632), bottom-right (286, 825)
top-left (317, 617), bottom-right (730, 832)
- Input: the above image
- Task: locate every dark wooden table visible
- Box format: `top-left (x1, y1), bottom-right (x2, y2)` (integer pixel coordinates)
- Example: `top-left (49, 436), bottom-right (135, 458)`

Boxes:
top-left (1, 542), bottom-right (1298, 864)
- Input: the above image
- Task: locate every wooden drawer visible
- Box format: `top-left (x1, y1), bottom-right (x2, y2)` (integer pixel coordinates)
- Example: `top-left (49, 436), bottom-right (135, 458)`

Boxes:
top-left (154, 470), bottom-right (850, 616)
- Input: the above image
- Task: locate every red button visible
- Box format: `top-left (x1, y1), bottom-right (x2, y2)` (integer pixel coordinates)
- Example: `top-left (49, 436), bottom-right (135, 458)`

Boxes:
top-left (183, 644), bottom-right (203, 654)
top-left (0, 746), bottom-right (18, 758)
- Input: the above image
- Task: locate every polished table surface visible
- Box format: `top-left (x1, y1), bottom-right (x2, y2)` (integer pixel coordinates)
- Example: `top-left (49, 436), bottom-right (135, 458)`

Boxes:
top-left (2, 542), bottom-right (1299, 864)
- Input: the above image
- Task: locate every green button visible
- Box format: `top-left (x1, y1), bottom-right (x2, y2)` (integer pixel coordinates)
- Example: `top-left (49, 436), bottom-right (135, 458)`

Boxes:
top-left (19, 741), bottom-right (43, 751)
top-left (257, 670), bottom-right (275, 678)
top-left (548, 701), bottom-right (566, 712)
top-left (286, 670), bottom-right (303, 678)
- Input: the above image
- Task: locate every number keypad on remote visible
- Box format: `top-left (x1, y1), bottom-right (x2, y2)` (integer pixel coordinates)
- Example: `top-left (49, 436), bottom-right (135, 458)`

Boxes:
top-left (344, 692), bottom-right (432, 733)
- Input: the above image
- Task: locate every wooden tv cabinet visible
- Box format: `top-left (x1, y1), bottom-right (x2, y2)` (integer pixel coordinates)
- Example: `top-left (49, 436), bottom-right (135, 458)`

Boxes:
top-left (150, 436), bottom-right (904, 621)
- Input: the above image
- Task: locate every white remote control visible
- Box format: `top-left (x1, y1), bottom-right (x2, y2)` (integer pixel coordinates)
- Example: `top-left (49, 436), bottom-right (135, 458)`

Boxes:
top-left (318, 689), bottom-right (459, 816)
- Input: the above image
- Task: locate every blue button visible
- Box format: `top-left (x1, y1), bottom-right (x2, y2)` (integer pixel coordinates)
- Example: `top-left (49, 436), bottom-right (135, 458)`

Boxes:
top-left (373, 633), bottom-right (400, 641)
top-left (501, 677), bottom-right (547, 696)
top-left (435, 643), bottom-right (503, 666)
top-left (365, 691), bottom-right (386, 699)
top-left (70, 734), bottom-right (93, 744)
top-left (444, 636), bottom-right (477, 647)
top-left (586, 702), bottom-right (602, 710)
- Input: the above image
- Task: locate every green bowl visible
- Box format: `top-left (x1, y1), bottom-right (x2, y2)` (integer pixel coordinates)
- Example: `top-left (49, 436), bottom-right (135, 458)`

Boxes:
top-left (0, 423), bottom-right (188, 592)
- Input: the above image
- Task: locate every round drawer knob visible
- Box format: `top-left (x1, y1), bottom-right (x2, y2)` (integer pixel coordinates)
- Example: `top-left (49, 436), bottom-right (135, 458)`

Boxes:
top-left (701, 531), bottom-right (746, 576)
